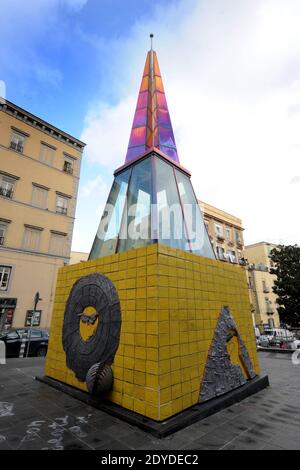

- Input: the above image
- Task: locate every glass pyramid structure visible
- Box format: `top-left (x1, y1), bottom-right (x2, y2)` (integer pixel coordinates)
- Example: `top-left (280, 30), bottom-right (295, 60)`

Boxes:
top-left (89, 46), bottom-right (215, 260)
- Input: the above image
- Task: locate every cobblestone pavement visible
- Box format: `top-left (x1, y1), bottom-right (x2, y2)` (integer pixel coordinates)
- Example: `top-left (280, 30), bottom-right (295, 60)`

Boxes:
top-left (0, 353), bottom-right (299, 450)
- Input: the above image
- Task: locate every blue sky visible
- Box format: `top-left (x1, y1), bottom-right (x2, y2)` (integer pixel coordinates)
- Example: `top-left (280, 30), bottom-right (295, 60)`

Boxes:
top-left (1, 0), bottom-right (300, 251)
top-left (0, 0), bottom-right (170, 137)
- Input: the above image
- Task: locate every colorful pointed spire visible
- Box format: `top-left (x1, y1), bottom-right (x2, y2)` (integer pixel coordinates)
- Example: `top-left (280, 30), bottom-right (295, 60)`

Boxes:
top-left (125, 37), bottom-right (179, 164)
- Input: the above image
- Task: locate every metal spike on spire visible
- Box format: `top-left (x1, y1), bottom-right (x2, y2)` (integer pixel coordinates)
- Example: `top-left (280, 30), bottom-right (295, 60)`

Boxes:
top-left (150, 33), bottom-right (154, 50)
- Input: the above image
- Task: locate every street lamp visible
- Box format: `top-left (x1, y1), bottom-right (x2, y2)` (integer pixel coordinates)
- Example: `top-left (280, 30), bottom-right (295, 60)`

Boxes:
top-left (26, 292), bottom-right (42, 358)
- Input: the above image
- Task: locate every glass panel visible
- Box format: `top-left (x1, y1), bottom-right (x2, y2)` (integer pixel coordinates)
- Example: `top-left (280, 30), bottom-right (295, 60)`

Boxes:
top-left (155, 158), bottom-right (189, 251)
top-left (154, 55), bottom-right (161, 76)
top-left (159, 146), bottom-right (179, 162)
top-left (137, 91), bottom-right (148, 109)
top-left (129, 127), bottom-right (146, 147)
top-left (133, 109), bottom-right (147, 127)
top-left (10, 133), bottom-right (25, 152)
top-left (56, 196), bottom-right (68, 215)
top-left (158, 127), bottom-right (176, 147)
top-left (157, 108), bottom-right (171, 127)
top-left (0, 266), bottom-right (11, 291)
top-left (155, 76), bottom-right (164, 92)
top-left (0, 224), bottom-right (6, 238)
top-left (89, 169), bottom-right (131, 259)
top-left (126, 146), bottom-right (146, 161)
top-left (118, 158), bottom-right (152, 252)
top-left (139, 76), bottom-right (149, 92)
top-left (175, 170), bottom-right (215, 259)
top-left (156, 92), bottom-right (168, 109)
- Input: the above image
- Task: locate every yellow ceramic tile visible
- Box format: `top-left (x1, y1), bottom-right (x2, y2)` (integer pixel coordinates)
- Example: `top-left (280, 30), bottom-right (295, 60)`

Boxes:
top-left (45, 244), bottom-right (260, 422)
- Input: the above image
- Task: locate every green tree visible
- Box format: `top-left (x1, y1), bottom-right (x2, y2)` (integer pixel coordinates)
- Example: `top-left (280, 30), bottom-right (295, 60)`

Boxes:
top-left (270, 245), bottom-right (300, 327)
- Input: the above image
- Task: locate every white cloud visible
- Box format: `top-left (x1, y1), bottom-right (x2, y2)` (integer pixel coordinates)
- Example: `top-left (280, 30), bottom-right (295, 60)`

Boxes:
top-left (80, 0), bottom-right (300, 248)
top-left (81, 97), bottom-right (134, 169)
top-left (291, 176), bottom-right (300, 184)
top-left (80, 174), bottom-right (109, 199)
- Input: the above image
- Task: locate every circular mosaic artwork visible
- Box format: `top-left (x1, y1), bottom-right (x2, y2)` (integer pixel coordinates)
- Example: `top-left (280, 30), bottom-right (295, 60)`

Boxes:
top-left (62, 273), bottom-right (121, 382)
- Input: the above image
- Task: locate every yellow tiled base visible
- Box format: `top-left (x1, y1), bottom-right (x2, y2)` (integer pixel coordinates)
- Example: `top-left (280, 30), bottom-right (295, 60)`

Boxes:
top-left (45, 244), bottom-right (259, 421)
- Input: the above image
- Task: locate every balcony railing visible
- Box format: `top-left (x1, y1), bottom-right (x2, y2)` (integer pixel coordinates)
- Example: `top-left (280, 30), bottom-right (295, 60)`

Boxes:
top-left (56, 206), bottom-right (68, 215)
top-left (0, 187), bottom-right (13, 199)
top-left (10, 141), bottom-right (24, 153)
top-left (263, 287), bottom-right (270, 293)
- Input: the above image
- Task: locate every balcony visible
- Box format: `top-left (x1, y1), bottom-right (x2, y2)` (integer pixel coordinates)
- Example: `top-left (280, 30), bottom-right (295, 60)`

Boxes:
top-left (263, 287), bottom-right (270, 293)
top-left (10, 141), bottom-right (24, 153)
top-left (63, 162), bottom-right (73, 175)
top-left (56, 206), bottom-right (67, 215)
top-left (0, 187), bottom-right (13, 199)
top-left (216, 234), bottom-right (225, 242)
top-left (0, 237), bottom-right (4, 246)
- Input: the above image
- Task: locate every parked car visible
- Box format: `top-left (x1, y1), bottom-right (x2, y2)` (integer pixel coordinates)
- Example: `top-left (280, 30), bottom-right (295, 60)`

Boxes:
top-left (289, 339), bottom-right (300, 350)
top-left (0, 328), bottom-right (49, 358)
top-left (257, 335), bottom-right (271, 348)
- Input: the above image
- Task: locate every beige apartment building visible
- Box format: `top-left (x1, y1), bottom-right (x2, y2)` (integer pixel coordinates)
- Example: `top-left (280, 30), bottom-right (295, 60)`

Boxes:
top-left (199, 200), bottom-right (245, 264)
top-left (245, 242), bottom-right (280, 329)
top-left (69, 251), bottom-right (88, 265)
top-left (0, 99), bottom-right (85, 329)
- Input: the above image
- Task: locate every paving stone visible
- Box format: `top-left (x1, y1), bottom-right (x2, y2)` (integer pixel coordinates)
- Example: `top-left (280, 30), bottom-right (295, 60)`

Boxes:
top-left (0, 353), bottom-right (300, 450)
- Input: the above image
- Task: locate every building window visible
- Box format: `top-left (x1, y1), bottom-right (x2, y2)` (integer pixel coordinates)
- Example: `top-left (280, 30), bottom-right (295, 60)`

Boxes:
top-left (31, 185), bottom-right (48, 209)
top-left (63, 156), bottom-right (74, 175)
top-left (0, 266), bottom-right (11, 291)
top-left (40, 143), bottom-right (55, 165)
top-left (265, 298), bottom-right (273, 314)
top-left (0, 175), bottom-right (15, 199)
top-left (216, 245), bottom-right (225, 260)
top-left (56, 195), bottom-right (68, 215)
top-left (228, 250), bottom-right (236, 263)
top-left (225, 227), bottom-right (231, 240)
top-left (10, 132), bottom-right (25, 153)
top-left (0, 223), bottom-right (7, 246)
top-left (23, 227), bottom-right (41, 251)
top-left (262, 280), bottom-right (269, 293)
top-left (49, 232), bottom-right (67, 256)
top-left (215, 224), bottom-right (224, 238)
top-left (234, 229), bottom-right (241, 243)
